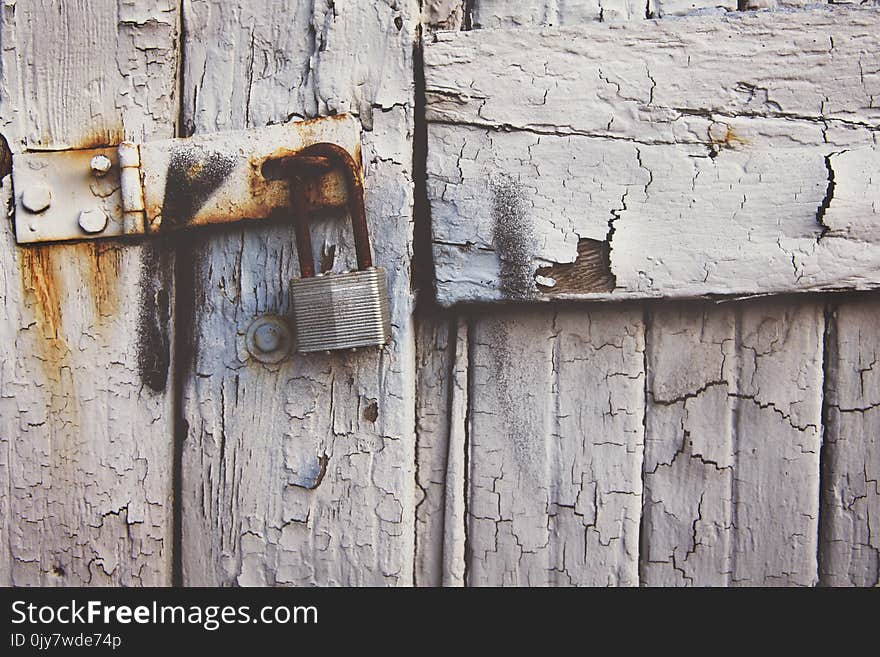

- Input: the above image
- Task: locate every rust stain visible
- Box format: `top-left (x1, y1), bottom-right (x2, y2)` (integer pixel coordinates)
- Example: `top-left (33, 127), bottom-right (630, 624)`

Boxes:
top-left (31, 125), bottom-right (124, 152)
top-left (19, 245), bottom-right (65, 341)
top-left (0, 132), bottom-right (11, 178)
top-left (18, 245), bottom-right (73, 408)
top-left (89, 242), bottom-right (122, 321)
top-left (146, 124), bottom-right (357, 234)
top-left (72, 129), bottom-right (123, 150)
top-left (536, 238), bottom-right (616, 294)
top-left (708, 123), bottom-right (748, 158)
top-left (287, 142), bottom-right (372, 275)
top-left (155, 142), bottom-right (347, 233)
top-left (20, 241), bottom-right (123, 344)
top-left (255, 147), bottom-right (347, 215)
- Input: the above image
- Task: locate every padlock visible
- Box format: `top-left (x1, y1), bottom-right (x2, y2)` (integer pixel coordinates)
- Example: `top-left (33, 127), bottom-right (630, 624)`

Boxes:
top-left (288, 142), bottom-right (391, 353)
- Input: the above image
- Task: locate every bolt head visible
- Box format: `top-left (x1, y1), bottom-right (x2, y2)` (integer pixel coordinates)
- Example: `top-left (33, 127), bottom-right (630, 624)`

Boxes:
top-left (245, 315), bottom-right (292, 364)
top-left (78, 208), bottom-right (108, 234)
top-left (21, 185), bottom-right (51, 213)
top-left (90, 154), bottom-right (112, 177)
top-left (253, 323), bottom-right (282, 353)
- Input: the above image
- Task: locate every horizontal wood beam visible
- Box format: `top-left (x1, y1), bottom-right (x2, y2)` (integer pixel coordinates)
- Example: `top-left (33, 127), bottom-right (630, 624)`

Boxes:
top-left (425, 7), bottom-right (880, 305)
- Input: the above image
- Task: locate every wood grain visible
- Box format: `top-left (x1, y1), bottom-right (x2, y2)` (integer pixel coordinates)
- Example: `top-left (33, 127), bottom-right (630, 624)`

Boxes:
top-left (178, 0), bottom-right (419, 585)
top-left (820, 299), bottom-right (880, 586)
top-left (413, 313), bottom-right (468, 586)
top-left (466, 307), bottom-right (645, 585)
top-left (0, 0), bottom-right (179, 585)
top-left (642, 300), bottom-right (824, 585)
top-left (425, 7), bottom-right (880, 305)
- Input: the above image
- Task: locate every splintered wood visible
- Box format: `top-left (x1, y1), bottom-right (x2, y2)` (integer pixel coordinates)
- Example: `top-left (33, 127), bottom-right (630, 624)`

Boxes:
top-left (425, 7), bottom-right (880, 305)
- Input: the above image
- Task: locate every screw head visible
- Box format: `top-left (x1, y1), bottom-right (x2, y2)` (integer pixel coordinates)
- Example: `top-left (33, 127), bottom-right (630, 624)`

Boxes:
top-left (245, 315), bottom-right (292, 364)
top-left (253, 322), bottom-right (282, 353)
top-left (78, 208), bottom-right (108, 234)
top-left (21, 185), bottom-right (51, 213)
top-left (90, 154), bottom-right (112, 177)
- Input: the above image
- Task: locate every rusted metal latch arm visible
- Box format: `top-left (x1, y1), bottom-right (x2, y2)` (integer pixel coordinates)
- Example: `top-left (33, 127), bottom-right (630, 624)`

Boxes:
top-left (10, 114), bottom-right (362, 245)
top-left (278, 143), bottom-right (373, 279)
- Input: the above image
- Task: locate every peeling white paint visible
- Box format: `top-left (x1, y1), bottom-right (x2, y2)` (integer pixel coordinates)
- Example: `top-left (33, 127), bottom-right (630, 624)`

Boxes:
top-left (178, 0), bottom-right (419, 586)
top-left (642, 301), bottom-right (823, 586)
top-left (0, 0), bottom-right (179, 586)
top-left (425, 7), bottom-right (880, 305)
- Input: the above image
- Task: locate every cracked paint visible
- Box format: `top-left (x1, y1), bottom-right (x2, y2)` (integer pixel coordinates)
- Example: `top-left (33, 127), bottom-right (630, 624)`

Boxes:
top-left (177, 0), bottom-right (419, 586)
top-left (0, 0), bottom-right (179, 586)
top-left (425, 7), bottom-right (880, 305)
top-left (642, 301), bottom-right (823, 586)
top-left (465, 307), bottom-right (645, 586)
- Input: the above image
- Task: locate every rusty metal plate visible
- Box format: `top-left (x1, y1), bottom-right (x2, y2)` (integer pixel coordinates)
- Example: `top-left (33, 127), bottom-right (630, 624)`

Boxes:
top-left (12, 147), bottom-right (126, 244)
top-left (11, 114), bottom-right (361, 244)
top-left (139, 114), bottom-right (359, 234)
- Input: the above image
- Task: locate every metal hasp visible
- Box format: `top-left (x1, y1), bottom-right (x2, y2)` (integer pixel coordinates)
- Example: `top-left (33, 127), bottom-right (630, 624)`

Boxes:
top-left (288, 144), bottom-right (391, 353)
top-left (11, 114), bottom-right (361, 244)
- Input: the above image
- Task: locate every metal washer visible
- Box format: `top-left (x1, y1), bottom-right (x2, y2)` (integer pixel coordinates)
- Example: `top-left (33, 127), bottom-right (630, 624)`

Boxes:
top-left (245, 314), bottom-right (292, 364)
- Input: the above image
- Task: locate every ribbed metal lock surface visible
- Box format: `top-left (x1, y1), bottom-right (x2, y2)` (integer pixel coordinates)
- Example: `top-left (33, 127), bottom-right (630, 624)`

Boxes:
top-left (290, 268), bottom-right (391, 352)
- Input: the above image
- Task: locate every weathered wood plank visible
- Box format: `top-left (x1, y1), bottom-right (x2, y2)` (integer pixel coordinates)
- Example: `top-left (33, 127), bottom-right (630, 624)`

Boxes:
top-left (425, 7), bottom-right (880, 305)
top-left (178, 0), bottom-right (418, 586)
top-left (466, 307), bottom-right (645, 585)
top-left (642, 299), bottom-right (823, 586)
top-left (820, 298), bottom-right (880, 586)
top-left (0, 0), bottom-right (179, 585)
top-left (470, 0), bottom-right (645, 25)
top-left (413, 313), bottom-right (468, 586)
top-left (423, 0), bottom-right (466, 32)
top-left (442, 317), bottom-right (469, 586)
top-left (414, 313), bottom-right (453, 586)
top-left (423, 0), bottom-right (750, 34)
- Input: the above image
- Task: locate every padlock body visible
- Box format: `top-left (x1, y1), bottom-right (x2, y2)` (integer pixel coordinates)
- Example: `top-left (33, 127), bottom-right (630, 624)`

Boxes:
top-left (291, 268), bottom-right (391, 352)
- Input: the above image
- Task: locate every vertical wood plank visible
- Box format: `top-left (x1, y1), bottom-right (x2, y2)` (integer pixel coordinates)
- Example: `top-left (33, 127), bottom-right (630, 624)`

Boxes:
top-left (414, 313), bottom-right (453, 586)
top-left (641, 305), bottom-right (736, 585)
top-left (451, 0), bottom-right (654, 589)
top-left (442, 317), bottom-right (469, 586)
top-left (467, 307), bottom-right (645, 586)
top-left (414, 313), bottom-right (468, 586)
top-left (642, 300), bottom-right (823, 586)
top-left (0, 0), bottom-right (179, 585)
top-left (820, 299), bottom-right (880, 587)
top-left (179, 0), bottom-right (419, 585)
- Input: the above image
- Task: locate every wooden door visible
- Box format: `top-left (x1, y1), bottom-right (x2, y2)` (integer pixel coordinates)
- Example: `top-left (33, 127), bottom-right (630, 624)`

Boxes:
top-left (0, 1), bottom-right (876, 587)
top-left (415, 2), bottom-right (879, 587)
top-left (1, 0), bottom-right (419, 587)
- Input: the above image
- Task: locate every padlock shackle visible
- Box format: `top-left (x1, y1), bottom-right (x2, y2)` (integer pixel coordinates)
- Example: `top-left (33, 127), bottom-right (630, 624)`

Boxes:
top-left (290, 142), bottom-right (372, 279)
